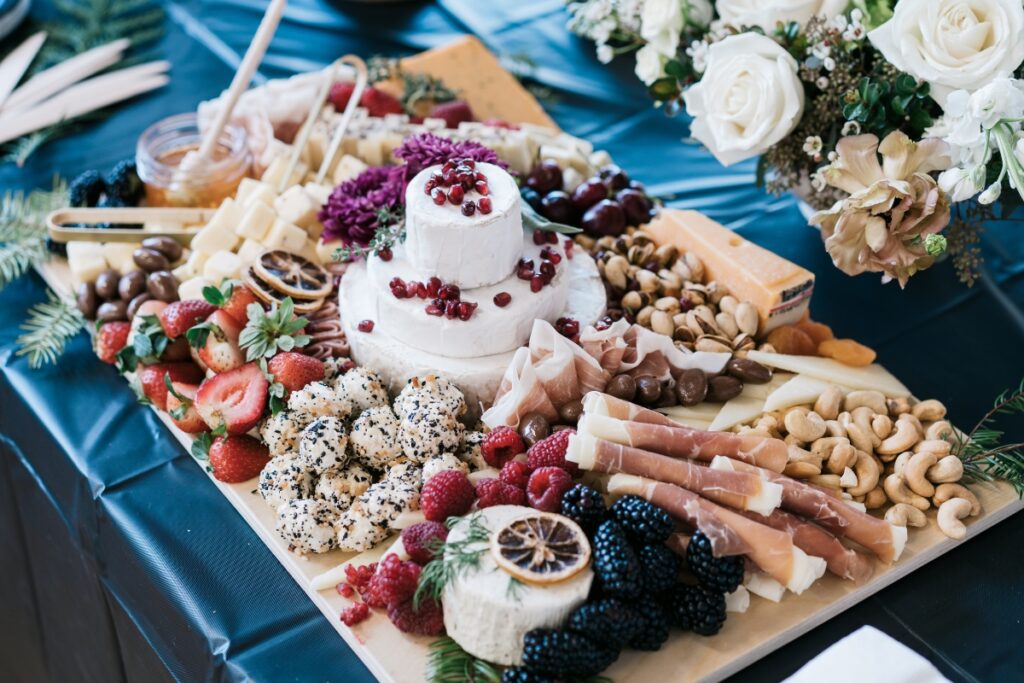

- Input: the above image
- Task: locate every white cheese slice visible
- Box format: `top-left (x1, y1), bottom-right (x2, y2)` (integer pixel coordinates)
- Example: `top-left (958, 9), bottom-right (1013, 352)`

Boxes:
top-left (745, 572), bottom-right (785, 602)
top-left (746, 351), bottom-right (911, 397)
top-left (763, 374), bottom-right (835, 412)
top-left (726, 586), bottom-right (750, 613)
top-left (235, 200), bottom-right (276, 241)
top-left (709, 396), bottom-right (768, 431)
top-left (739, 371), bottom-right (794, 401)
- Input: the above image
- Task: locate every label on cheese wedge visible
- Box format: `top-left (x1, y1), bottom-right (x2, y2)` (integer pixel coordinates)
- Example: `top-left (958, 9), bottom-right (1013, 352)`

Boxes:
top-left (646, 210), bottom-right (814, 333)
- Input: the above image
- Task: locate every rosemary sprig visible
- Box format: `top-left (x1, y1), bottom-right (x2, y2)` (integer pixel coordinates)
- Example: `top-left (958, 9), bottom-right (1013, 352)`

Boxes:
top-left (413, 513), bottom-right (489, 609)
top-left (15, 289), bottom-right (86, 368)
top-left (955, 377), bottom-right (1024, 496)
top-left (426, 637), bottom-right (501, 683)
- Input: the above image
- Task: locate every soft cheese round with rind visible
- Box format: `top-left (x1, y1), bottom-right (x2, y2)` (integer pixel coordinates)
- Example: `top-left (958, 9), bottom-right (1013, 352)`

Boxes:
top-left (403, 162), bottom-right (523, 288)
top-left (442, 506), bottom-right (593, 666)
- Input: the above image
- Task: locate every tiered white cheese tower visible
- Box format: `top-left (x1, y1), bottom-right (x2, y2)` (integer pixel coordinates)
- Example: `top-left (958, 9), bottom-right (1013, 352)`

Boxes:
top-left (340, 160), bottom-right (605, 409)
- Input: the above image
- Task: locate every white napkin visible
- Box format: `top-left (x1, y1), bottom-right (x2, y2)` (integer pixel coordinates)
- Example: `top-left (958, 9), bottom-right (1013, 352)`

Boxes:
top-left (784, 626), bottom-right (950, 683)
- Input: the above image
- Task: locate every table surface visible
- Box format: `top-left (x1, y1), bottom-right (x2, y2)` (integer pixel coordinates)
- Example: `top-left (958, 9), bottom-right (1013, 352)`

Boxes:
top-left (1, 1), bottom-right (1023, 682)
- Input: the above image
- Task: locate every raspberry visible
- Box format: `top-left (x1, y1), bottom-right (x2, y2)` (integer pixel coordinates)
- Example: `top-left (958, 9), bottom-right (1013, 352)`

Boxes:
top-left (421, 470), bottom-right (476, 522)
top-left (401, 521), bottom-right (448, 565)
top-left (366, 554), bottom-right (422, 606)
top-left (482, 426), bottom-right (525, 467)
top-left (500, 460), bottom-right (532, 488)
top-left (476, 478), bottom-right (527, 508)
top-left (526, 429), bottom-right (578, 476)
top-left (336, 583), bottom-right (355, 598)
top-left (340, 603), bottom-right (370, 627)
top-left (527, 467), bottom-right (574, 512)
top-left (387, 597), bottom-right (446, 635)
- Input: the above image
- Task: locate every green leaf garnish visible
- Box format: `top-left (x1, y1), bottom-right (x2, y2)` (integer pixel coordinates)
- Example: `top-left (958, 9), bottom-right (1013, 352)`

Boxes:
top-left (239, 297), bottom-right (310, 361)
top-left (521, 201), bottom-right (582, 235)
top-left (191, 432), bottom-right (213, 461)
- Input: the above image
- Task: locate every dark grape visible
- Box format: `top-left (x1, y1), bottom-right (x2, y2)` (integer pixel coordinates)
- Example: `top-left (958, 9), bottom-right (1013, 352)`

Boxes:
top-left (571, 179), bottom-right (609, 212)
top-left (599, 164), bottom-right (630, 190)
top-left (521, 187), bottom-right (544, 212)
top-left (582, 199), bottom-right (626, 237)
top-left (540, 191), bottom-right (578, 225)
top-left (616, 189), bottom-right (653, 226)
top-left (526, 160), bottom-right (564, 195)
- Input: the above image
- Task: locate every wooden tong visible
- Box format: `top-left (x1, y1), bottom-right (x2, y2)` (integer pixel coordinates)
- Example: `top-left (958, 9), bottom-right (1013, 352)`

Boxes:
top-left (46, 207), bottom-right (215, 245)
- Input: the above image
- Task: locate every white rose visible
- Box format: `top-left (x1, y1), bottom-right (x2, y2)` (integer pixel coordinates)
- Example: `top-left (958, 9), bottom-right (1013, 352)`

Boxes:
top-left (641, 0), bottom-right (684, 55)
top-left (869, 0), bottom-right (1024, 105)
top-left (683, 33), bottom-right (805, 166)
top-left (635, 43), bottom-right (667, 85)
top-left (716, 0), bottom-right (848, 31)
top-left (684, 0), bottom-right (715, 27)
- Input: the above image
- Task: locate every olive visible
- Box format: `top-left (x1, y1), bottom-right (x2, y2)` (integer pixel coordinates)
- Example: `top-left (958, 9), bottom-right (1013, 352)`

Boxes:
top-left (96, 299), bottom-right (128, 322)
top-left (133, 247), bottom-right (170, 272)
top-left (519, 412), bottom-right (551, 447)
top-left (726, 357), bottom-right (772, 384)
top-left (94, 269), bottom-right (121, 300)
top-left (558, 400), bottom-right (584, 425)
top-left (676, 368), bottom-right (708, 406)
top-left (76, 282), bottom-right (98, 319)
top-left (118, 269), bottom-right (147, 301)
top-left (126, 293), bottom-right (153, 320)
top-left (708, 375), bottom-right (743, 402)
top-left (605, 374), bottom-right (637, 402)
top-left (635, 375), bottom-right (662, 405)
top-left (146, 270), bottom-right (179, 302)
top-left (142, 236), bottom-right (183, 262)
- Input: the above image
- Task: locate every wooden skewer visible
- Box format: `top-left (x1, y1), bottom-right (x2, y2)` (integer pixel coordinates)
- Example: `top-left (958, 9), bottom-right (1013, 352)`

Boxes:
top-left (276, 57), bottom-right (344, 193)
top-left (315, 55), bottom-right (368, 185)
top-left (0, 31), bottom-right (46, 109)
top-left (47, 207), bottom-right (215, 245)
top-left (195, 0), bottom-right (288, 162)
top-left (2, 38), bottom-right (129, 113)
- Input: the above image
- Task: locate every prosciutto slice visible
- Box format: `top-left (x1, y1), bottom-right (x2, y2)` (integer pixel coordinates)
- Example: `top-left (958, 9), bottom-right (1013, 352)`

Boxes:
top-left (583, 392), bottom-right (683, 426)
top-left (607, 474), bottom-right (826, 593)
top-left (567, 432), bottom-right (783, 514)
top-left (711, 456), bottom-right (906, 564)
top-left (578, 412), bottom-right (788, 473)
top-left (579, 321), bottom-right (729, 380)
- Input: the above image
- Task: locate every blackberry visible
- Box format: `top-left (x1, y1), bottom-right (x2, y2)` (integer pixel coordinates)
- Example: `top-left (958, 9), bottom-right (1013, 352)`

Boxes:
top-left (522, 629), bottom-right (618, 678)
top-left (686, 529), bottom-right (744, 594)
top-left (591, 520), bottom-right (641, 598)
top-left (106, 159), bottom-right (144, 204)
top-left (638, 543), bottom-right (681, 594)
top-left (501, 668), bottom-right (552, 683)
top-left (627, 595), bottom-right (671, 651)
top-left (68, 170), bottom-right (106, 207)
top-left (668, 584), bottom-right (727, 636)
top-left (560, 484), bottom-right (607, 532)
top-left (610, 495), bottom-right (674, 544)
top-left (567, 597), bottom-right (642, 649)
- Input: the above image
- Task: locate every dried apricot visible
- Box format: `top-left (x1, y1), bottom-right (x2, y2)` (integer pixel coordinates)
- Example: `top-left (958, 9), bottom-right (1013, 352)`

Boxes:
top-left (794, 320), bottom-right (834, 348)
top-left (766, 325), bottom-right (817, 356)
top-left (819, 338), bottom-right (876, 367)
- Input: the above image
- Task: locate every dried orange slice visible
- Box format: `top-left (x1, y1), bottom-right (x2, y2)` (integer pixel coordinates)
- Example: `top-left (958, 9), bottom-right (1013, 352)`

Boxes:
top-left (253, 250), bottom-right (333, 300)
top-left (490, 512), bottom-right (590, 585)
top-left (242, 266), bottom-right (325, 314)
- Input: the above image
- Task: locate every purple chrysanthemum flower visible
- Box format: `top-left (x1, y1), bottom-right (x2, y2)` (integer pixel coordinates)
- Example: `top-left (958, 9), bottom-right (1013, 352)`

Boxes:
top-left (318, 165), bottom-right (405, 244)
top-left (392, 132), bottom-right (507, 178)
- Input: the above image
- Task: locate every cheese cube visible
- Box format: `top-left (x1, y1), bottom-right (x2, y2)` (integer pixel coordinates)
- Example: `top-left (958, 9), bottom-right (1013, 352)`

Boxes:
top-left (172, 263), bottom-right (193, 282)
top-left (235, 200), bottom-right (276, 241)
top-left (66, 241), bottom-right (108, 284)
top-left (332, 154), bottom-right (369, 186)
top-left (203, 250), bottom-right (243, 284)
top-left (236, 178), bottom-right (276, 209)
top-left (588, 149), bottom-right (613, 169)
top-left (356, 138), bottom-right (384, 167)
top-left (236, 239), bottom-right (265, 265)
top-left (540, 144), bottom-right (588, 175)
top-left (178, 276), bottom-right (212, 303)
top-left (316, 238), bottom-right (343, 264)
top-left (306, 130), bottom-right (328, 171)
top-left (101, 242), bottom-right (141, 273)
top-left (561, 167), bottom-right (584, 194)
top-left (303, 183), bottom-right (332, 206)
top-left (263, 219), bottom-right (307, 253)
top-left (274, 186), bottom-right (319, 231)
top-left (261, 156), bottom-right (308, 191)
top-left (235, 178), bottom-right (266, 205)
top-left (297, 239), bottom-right (320, 264)
top-left (190, 221), bottom-right (239, 256)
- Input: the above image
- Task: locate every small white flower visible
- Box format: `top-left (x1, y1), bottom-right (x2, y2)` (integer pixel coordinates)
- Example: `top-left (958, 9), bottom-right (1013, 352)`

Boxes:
top-left (822, 57), bottom-right (836, 72)
top-left (811, 44), bottom-right (831, 60)
top-left (596, 44), bottom-right (614, 64)
top-left (803, 135), bottom-right (823, 156)
top-left (938, 165), bottom-right (986, 202)
top-left (843, 25), bottom-right (866, 42)
top-left (850, 8), bottom-right (863, 22)
top-left (827, 150), bottom-right (838, 162)
top-left (979, 181), bottom-right (1002, 205)
top-left (816, 76), bottom-right (829, 89)
top-left (842, 121), bottom-right (861, 136)
top-left (831, 14), bottom-right (848, 31)
top-left (811, 170), bottom-right (827, 191)
top-left (634, 43), bottom-right (666, 85)
top-left (686, 39), bottom-right (709, 73)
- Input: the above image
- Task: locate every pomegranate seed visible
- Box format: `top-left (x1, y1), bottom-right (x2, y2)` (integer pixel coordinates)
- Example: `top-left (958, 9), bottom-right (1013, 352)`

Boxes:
top-left (556, 317), bottom-right (580, 338)
top-left (463, 159), bottom-right (476, 169)
top-left (336, 583), bottom-right (355, 598)
top-left (417, 282), bottom-right (430, 298)
top-left (431, 171), bottom-right (444, 184)
top-left (340, 603), bottom-right (370, 627)
top-left (443, 169), bottom-right (457, 185)
top-left (540, 247), bottom-right (561, 264)
top-left (533, 230), bottom-right (546, 245)
top-left (461, 201), bottom-right (476, 216)
top-left (530, 275), bottom-right (544, 292)
top-left (341, 359), bottom-right (356, 372)
top-left (389, 277), bottom-right (405, 288)
top-left (439, 284), bottom-right (460, 301)
top-left (431, 187), bottom-right (446, 205)
top-left (564, 239), bottom-right (574, 258)
top-left (442, 160), bottom-right (456, 173)
top-left (546, 232), bottom-right (559, 244)
top-left (477, 197), bottom-right (492, 214)
top-left (424, 180), bottom-right (436, 194)
top-left (457, 301), bottom-right (477, 321)
top-left (378, 246), bottom-right (393, 261)
top-left (494, 292), bottom-right (511, 307)
top-left (427, 277), bottom-right (442, 297)
top-left (358, 320), bottom-right (374, 333)
top-left (447, 185), bottom-right (464, 204)
top-left (390, 284), bottom-right (407, 298)
top-left (540, 261), bottom-right (556, 282)
top-left (475, 180), bottom-right (489, 195)
top-left (425, 302), bottom-right (443, 316)
top-left (445, 300), bottom-right (459, 318)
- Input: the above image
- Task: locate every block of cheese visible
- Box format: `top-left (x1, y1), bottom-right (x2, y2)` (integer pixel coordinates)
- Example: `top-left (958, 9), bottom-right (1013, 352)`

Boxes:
top-left (101, 242), bottom-right (141, 274)
top-left (645, 210), bottom-right (814, 333)
top-left (303, 182), bottom-right (333, 206)
top-left (355, 138), bottom-right (384, 167)
top-left (236, 200), bottom-right (276, 241)
top-left (332, 154), bottom-right (369, 186)
top-left (274, 185), bottom-right (319, 231)
top-left (236, 178), bottom-right (276, 209)
top-left (236, 239), bottom-right (265, 265)
top-left (261, 156), bottom-right (308, 191)
top-left (264, 218), bottom-right (307, 253)
top-left (67, 241), bottom-right (108, 284)
top-left (203, 250), bottom-right (243, 284)
top-left (178, 276), bottom-right (212, 302)
top-left (191, 219), bottom-right (240, 255)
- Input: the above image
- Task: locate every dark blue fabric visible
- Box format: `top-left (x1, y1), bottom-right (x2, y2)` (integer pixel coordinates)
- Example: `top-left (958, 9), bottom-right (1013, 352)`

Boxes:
top-left (1, 1), bottom-right (1022, 682)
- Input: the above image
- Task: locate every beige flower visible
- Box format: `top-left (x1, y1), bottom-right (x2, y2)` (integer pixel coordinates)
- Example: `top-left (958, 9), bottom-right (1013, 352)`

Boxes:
top-left (810, 132), bottom-right (952, 287)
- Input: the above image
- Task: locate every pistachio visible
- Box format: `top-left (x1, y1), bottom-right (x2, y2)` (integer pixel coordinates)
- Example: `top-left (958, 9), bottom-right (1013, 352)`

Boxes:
top-left (684, 252), bottom-right (705, 281)
top-left (636, 306), bottom-right (655, 327)
top-left (655, 296), bottom-right (681, 314)
top-left (671, 259), bottom-right (694, 281)
top-left (673, 326), bottom-right (695, 343)
top-left (718, 295), bottom-right (738, 316)
top-left (695, 336), bottom-right (732, 354)
top-left (622, 290), bottom-right (648, 312)
top-left (636, 269), bottom-right (660, 293)
top-left (715, 311), bottom-right (739, 338)
top-left (653, 244), bottom-right (677, 268)
top-left (650, 310), bottom-right (675, 337)
top-left (604, 255), bottom-right (629, 290)
top-left (735, 302), bottom-right (759, 337)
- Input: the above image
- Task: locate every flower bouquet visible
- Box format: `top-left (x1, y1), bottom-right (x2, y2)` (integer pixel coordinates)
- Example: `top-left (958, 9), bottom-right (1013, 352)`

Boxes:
top-left (567, 0), bottom-right (1024, 286)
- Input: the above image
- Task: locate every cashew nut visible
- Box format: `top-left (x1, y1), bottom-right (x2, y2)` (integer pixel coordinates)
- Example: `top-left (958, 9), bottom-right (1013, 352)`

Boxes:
top-left (848, 451), bottom-right (881, 497)
top-left (784, 434), bottom-right (807, 448)
top-left (845, 421), bottom-right (877, 456)
top-left (827, 441), bottom-right (857, 475)
top-left (883, 473), bottom-right (930, 510)
top-left (924, 420), bottom-right (953, 442)
top-left (784, 461), bottom-right (820, 478)
top-left (864, 486), bottom-right (887, 509)
top-left (877, 419), bottom-right (920, 456)
top-left (852, 406), bottom-right (882, 449)
top-left (814, 386), bottom-right (844, 421)
top-left (887, 396), bottom-right (912, 417)
top-left (933, 483), bottom-right (981, 516)
top-left (912, 399), bottom-right (947, 422)
top-left (893, 451), bottom-right (913, 477)
top-left (785, 409), bottom-right (827, 443)
top-left (926, 455), bottom-right (964, 484)
top-left (809, 473), bottom-right (841, 489)
top-left (913, 439), bottom-right (952, 456)
top-left (754, 414), bottom-right (781, 438)
top-left (904, 451), bottom-right (938, 498)
top-left (885, 503), bottom-right (928, 527)
top-left (844, 390), bottom-right (887, 415)
top-left (898, 412), bottom-right (925, 438)
top-left (824, 419), bottom-right (847, 438)
top-left (871, 414), bottom-right (893, 440)
top-left (937, 498), bottom-right (973, 539)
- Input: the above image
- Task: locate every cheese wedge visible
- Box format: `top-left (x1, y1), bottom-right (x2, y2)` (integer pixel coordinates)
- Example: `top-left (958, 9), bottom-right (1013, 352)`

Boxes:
top-left (764, 374), bottom-right (837, 412)
top-left (709, 395), bottom-right (767, 431)
top-left (646, 210), bottom-right (814, 333)
top-left (747, 351), bottom-right (911, 397)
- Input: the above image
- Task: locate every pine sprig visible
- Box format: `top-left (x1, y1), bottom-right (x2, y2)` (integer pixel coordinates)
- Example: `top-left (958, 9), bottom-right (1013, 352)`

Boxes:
top-left (414, 513), bottom-right (489, 609)
top-left (0, 183), bottom-right (69, 291)
top-left (955, 378), bottom-right (1024, 496)
top-left (426, 637), bottom-right (501, 683)
top-left (15, 289), bottom-right (86, 368)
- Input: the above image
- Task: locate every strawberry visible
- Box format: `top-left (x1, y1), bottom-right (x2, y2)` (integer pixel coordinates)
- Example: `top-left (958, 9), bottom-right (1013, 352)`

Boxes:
top-left (138, 362), bottom-right (205, 410)
top-left (95, 321), bottom-right (131, 364)
top-left (159, 299), bottom-right (216, 338)
top-left (429, 100), bottom-right (473, 129)
top-left (267, 352), bottom-right (325, 392)
top-left (189, 310), bottom-right (244, 374)
top-left (195, 362), bottom-right (269, 434)
top-left (204, 281), bottom-right (261, 327)
top-left (207, 434), bottom-right (270, 483)
top-left (329, 81), bottom-right (356, 110)
top-left (360, 87), bottom-right (403, 117)
top-left (165, 381), bottom-right (207, 433)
